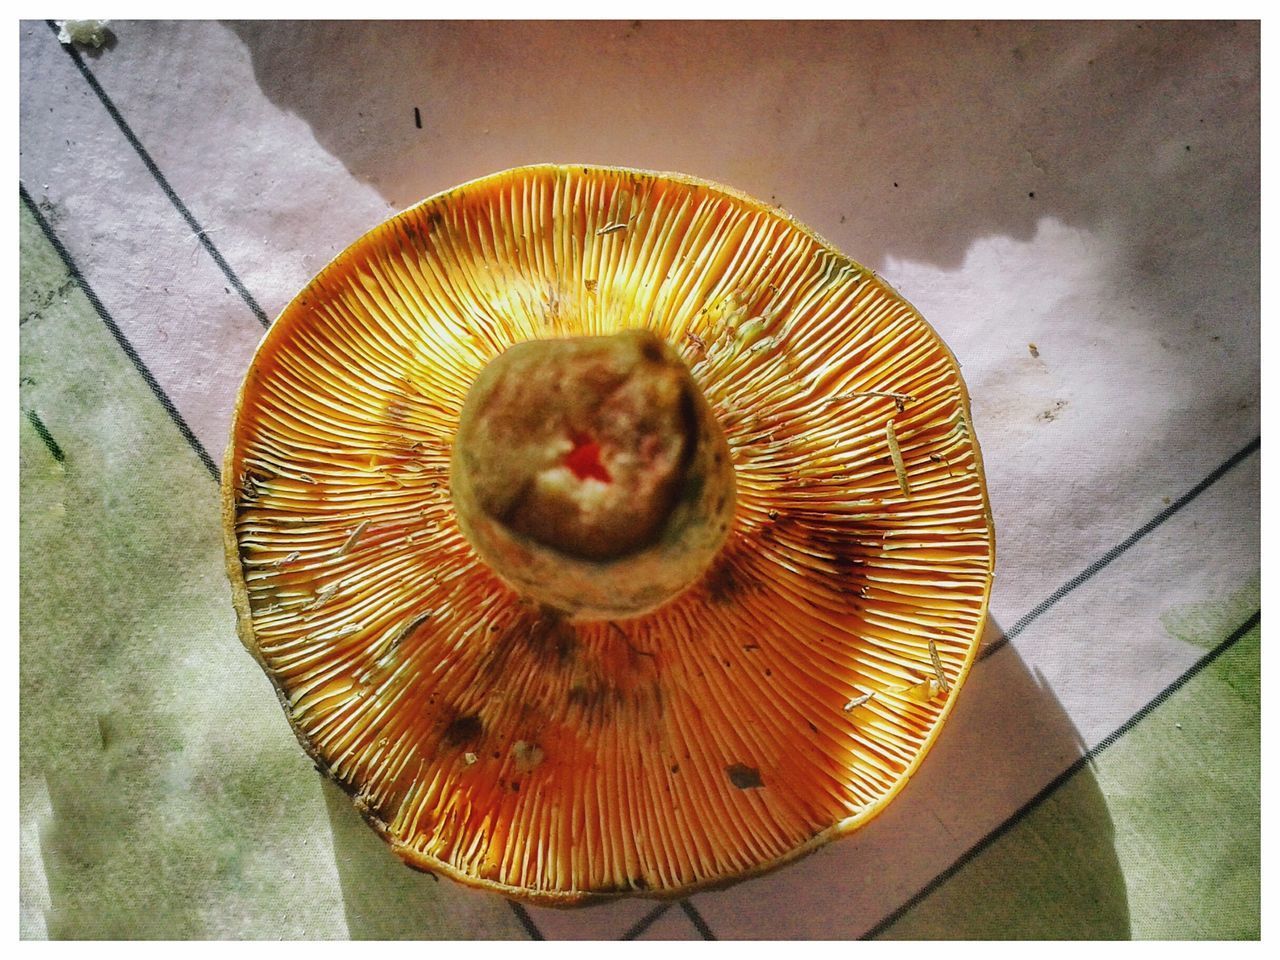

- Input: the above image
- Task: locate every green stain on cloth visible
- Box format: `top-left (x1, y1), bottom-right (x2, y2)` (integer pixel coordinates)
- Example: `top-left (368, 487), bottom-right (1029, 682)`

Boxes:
top-left (19, 194), bottom-right (73, 326)
top-left (1160, 575), bottom-right (1259, 651)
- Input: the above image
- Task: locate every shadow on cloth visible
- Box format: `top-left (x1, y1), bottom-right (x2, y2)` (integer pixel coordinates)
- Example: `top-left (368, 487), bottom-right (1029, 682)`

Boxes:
top-left (226, 18), bottom-right (1256, 299)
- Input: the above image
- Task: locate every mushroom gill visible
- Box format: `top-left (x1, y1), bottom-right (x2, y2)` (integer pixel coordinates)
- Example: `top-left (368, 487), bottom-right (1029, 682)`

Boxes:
top-left (222, 164), bottom-right (995, 905)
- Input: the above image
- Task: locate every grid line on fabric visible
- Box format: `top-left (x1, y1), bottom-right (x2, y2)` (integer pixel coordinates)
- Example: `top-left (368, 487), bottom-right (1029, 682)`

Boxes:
top-left (43, 19), bottom-right (271, 330)
top-left (23, 407), bottom-right (67, 463)
top-left (623, 903), bottom-right (672, 940)
top-left (506, 901), bottom-right (544, 940)
top-left (19, 182), bottom-right (220, 482)
top-left (680, 899), bottom-right (717, 940)
top-left (860, 608), bottom-right (1260, 940)
top-left (980, 435), bottom-right (1260, 662)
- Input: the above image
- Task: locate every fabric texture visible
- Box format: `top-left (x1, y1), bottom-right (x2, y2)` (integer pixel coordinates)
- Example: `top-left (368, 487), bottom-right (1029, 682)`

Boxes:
top-left (19, 19), bottom-right (1259, 940)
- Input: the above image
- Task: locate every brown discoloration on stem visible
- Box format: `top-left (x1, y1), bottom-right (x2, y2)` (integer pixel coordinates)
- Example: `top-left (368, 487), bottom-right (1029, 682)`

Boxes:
top-left (457, 330), bottom-right (695, 561)
top-left (451, 330), bottom-right (735, 620)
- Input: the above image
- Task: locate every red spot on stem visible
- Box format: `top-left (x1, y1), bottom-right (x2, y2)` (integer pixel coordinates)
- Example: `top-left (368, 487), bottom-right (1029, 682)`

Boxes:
top-left (564, 432), bottom-right (611, 483)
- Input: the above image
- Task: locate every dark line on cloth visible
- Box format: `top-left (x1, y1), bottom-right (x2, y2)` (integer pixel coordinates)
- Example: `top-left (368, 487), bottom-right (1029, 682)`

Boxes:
top-left (24, 408), bottom-right (66, 463)
top-left (20, 183), bottom-right (220, 482)
top-left (622, 902), bottom-right (672, 940)
top-left (980, 435), bottom-right (1260, 661)
top-left (679, 899), bottom-right (717, 940)
top-left (863, 607), bottom-right (1260, 940)
top-left (506, 901), bottom-right (544, 940)
top-left (45, 19), bottom-right (270, 329)
top-left (414, 106), bottom-right (422, 129)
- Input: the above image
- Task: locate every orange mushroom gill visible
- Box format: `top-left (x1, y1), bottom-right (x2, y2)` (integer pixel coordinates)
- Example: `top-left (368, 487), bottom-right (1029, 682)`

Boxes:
top-left (222, 164), bottom-right (995, 905)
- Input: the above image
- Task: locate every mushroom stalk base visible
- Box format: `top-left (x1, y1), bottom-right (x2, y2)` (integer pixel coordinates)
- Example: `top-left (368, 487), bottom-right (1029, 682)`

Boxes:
top-left (450, 330), bottom-right (736, 620)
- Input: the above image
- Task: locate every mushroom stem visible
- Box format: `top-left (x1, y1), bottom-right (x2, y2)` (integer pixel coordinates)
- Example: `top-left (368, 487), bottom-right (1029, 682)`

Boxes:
top-left (450, 330), bottom-right (736, 620)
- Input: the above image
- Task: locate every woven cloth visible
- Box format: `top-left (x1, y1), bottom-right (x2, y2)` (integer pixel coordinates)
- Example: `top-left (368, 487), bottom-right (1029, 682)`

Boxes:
top-left (19, 19), bottom-right (1259, 939)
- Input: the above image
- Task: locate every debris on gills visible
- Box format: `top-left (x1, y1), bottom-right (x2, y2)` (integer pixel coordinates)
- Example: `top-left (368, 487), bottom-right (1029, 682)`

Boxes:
top-left (886, 419), bottom-right (911, 497)
top-left (337, 520), bottom-right (370, 556)
top-left (928, 639), bottom-right (950, 693)
top-left (512, 741), bottom-right (545, 772)
top-left (843, 691), bottom-right (876, 712)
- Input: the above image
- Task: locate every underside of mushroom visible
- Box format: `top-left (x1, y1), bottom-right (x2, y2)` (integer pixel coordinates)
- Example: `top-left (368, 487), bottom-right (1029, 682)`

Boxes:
top-left (223, 164), bottom-right (995, 905)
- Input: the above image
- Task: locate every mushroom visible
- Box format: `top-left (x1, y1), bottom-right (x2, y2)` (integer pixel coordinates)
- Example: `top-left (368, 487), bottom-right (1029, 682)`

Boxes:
top-left (222, 164), bottom-right (995, 905)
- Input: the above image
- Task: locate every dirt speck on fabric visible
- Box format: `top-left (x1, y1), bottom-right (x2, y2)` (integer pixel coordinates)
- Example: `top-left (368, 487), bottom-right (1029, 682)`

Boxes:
top-left (1038, 400), bottom-right (1067, 422)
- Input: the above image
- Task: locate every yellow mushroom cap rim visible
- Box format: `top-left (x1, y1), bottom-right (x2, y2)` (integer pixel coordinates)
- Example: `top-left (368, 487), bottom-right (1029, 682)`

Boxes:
top-left (222, 163), bottom-right (996, 905)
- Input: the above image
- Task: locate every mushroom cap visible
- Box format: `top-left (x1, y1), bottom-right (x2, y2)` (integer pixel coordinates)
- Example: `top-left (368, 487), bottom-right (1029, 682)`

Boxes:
top-left (222, 164), bottom-right (995, 905)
